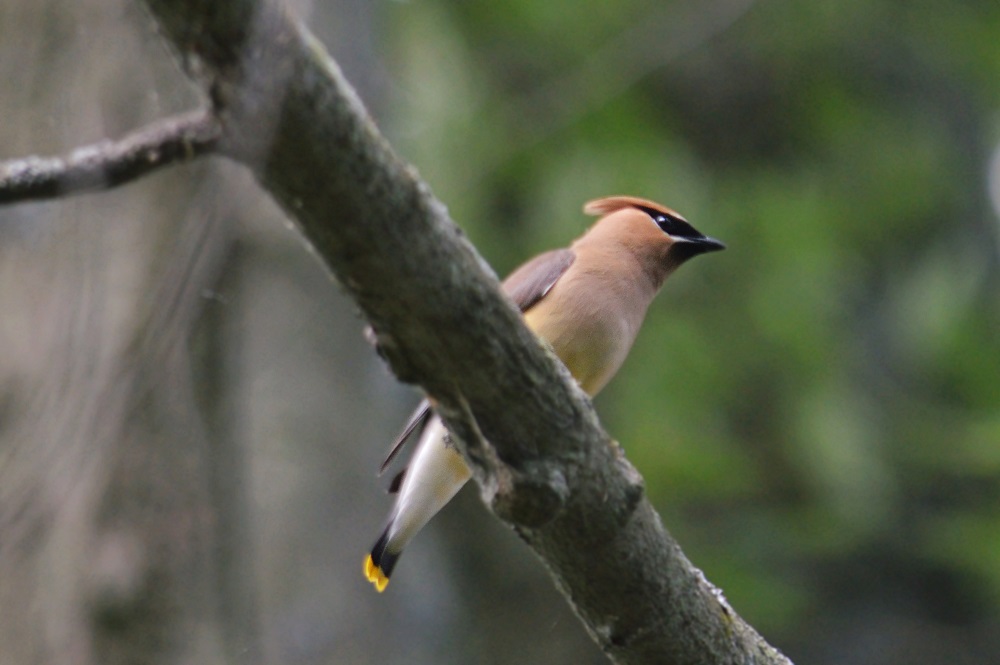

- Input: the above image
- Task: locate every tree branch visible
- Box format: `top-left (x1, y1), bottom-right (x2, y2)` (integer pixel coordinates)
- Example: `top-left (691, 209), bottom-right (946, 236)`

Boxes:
top-left (0, 110), bottom-right (219, 204)
top-left (2, 0), bottom-right (793, 662)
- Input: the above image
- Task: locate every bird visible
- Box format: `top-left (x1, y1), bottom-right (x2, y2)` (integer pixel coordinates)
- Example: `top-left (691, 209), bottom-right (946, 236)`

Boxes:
top-left (363, 195), bottom-right (724, 592)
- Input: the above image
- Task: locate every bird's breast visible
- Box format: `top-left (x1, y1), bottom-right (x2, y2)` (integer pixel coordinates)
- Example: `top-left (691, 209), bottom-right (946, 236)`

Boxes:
top-left (523, 269), bottom-right (648, 396)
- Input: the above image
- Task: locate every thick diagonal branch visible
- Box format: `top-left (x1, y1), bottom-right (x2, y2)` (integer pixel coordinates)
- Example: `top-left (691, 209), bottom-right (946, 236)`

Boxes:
top-left (0, 0), bottom-right (792, 662)
top-left (0, 110), bottom-right (219, 204)
top-left (137, 1), bottom-right (792, 664)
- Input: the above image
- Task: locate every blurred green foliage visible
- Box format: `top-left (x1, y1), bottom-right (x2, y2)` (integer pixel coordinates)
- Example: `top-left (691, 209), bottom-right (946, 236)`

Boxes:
top-left (380, 0), bottom-right (999, 659)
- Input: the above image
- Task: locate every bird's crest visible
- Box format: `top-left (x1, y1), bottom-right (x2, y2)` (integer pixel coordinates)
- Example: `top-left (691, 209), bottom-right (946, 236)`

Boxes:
top-left (583, 195), bottom-right (680, 219)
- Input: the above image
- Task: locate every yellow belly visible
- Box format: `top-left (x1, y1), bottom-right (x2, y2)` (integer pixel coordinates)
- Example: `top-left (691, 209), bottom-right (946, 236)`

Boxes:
top-left (523, 302), bottom-right (628, 397)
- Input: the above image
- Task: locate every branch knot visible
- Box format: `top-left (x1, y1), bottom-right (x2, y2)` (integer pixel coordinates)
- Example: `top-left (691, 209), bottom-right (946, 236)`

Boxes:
top-left (489, 462), bottom-right (570, 528)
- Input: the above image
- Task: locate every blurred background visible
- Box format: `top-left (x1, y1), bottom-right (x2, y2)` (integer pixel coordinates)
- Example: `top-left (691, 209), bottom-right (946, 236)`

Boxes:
top-left (0, 0), bottom-right (998, 663)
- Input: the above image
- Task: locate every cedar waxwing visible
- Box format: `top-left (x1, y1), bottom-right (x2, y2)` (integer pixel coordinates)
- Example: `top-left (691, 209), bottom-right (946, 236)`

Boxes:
top-left (364, 195), bottom-right (724, 592)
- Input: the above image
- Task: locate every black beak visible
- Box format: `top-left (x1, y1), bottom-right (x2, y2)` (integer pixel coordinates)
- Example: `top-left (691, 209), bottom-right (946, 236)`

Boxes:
top-left (692, 236), bottom-right (726, 252)
top-left (669, 235), bottom-right (726, 264)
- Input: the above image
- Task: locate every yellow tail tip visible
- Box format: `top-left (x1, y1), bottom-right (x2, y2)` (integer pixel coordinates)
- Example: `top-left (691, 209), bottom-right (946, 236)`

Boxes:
top-left (363, 554), bottom-right (389, 592)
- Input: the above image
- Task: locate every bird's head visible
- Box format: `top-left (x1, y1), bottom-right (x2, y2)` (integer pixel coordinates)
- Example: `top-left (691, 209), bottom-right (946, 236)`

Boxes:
top-left (582, 195), bottom-right (725, 275)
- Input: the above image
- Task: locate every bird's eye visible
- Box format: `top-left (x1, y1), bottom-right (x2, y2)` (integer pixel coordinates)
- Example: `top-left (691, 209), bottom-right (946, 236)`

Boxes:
top-left (639, 206), bottom-right (703, 240)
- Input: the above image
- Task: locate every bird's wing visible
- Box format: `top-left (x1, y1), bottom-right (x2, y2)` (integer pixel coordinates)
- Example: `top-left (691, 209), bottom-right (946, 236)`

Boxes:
top-left (376, 249), bottom-right (574, 477)
top-left (502, 248), bottom-right (576, 313)
top-left (378, 398), bottom-right (433, 475)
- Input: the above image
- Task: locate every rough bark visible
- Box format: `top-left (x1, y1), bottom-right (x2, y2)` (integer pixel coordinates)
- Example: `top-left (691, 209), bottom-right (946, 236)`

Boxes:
top-left (1, 0), bottom-right (793, 662)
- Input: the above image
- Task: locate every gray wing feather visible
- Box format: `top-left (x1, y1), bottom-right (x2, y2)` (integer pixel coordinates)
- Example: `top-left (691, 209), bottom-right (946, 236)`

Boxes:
top-left (378, 398), bottom-right (432, 475)
top-left (502, 248), bottom-right (575, 313)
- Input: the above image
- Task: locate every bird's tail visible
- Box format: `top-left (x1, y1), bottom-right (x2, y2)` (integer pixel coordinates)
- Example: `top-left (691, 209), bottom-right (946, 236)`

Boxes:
top-left (363, 526), bottom-right (399, 592)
